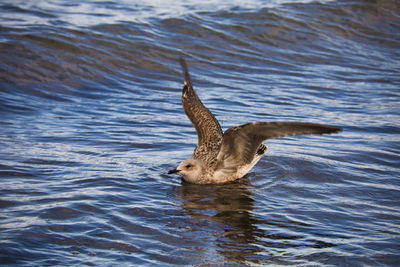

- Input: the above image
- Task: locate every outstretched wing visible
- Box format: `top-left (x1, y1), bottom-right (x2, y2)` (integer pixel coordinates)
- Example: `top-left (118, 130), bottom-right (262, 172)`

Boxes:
top-left (179, 58), bottom-right (223, 161)
top-left (217, 121), bottom-right (341, 167)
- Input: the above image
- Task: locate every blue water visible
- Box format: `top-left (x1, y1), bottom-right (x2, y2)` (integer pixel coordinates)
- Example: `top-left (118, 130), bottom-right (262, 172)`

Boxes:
top-left (1, 0), bottom-right (400, 265)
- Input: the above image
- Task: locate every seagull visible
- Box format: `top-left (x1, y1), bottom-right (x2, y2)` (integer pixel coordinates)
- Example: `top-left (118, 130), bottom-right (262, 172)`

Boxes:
top-left (168, 58), bottom-right (342, 184)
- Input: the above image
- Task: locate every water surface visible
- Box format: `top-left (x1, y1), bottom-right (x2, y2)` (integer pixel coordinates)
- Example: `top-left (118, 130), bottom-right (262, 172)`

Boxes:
top-left (1, 0), bottom-right (400, 265)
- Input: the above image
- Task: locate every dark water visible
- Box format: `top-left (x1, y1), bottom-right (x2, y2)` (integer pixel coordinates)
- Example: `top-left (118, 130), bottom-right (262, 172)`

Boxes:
top-left (1, 0), bottom-right (400, 265)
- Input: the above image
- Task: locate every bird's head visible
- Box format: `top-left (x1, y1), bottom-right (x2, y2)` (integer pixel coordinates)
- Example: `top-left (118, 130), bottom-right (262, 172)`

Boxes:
top-left (168, 158), bottom-right (204, 183)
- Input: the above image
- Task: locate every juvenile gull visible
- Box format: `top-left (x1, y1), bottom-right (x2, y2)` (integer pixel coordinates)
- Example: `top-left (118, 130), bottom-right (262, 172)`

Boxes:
top-left (168, 58), bottom-right (342, 184)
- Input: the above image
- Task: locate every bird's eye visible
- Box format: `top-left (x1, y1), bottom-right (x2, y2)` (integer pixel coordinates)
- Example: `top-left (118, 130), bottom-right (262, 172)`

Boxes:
top-left (185, 164), bottom-right (192, 169)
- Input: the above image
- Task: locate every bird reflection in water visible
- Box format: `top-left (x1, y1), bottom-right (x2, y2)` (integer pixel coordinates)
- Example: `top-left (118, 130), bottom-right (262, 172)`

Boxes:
top-left (176, 176), bottom-right (266, 263)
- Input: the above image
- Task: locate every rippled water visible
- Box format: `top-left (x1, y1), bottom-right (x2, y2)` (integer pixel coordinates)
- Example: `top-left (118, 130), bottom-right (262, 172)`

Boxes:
top-left (1, 0), bottom-right (400, 265)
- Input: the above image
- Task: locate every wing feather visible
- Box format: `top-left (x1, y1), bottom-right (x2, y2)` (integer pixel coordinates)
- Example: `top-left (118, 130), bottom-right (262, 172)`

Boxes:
top-left (179, 58), bottom-right (223, 161)
top-left (218, 121), bottom-right (341, 166)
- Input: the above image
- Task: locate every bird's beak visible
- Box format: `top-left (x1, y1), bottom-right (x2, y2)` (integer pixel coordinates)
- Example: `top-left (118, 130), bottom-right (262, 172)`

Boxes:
top-left (168, 168), bottom-right (180, 174)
